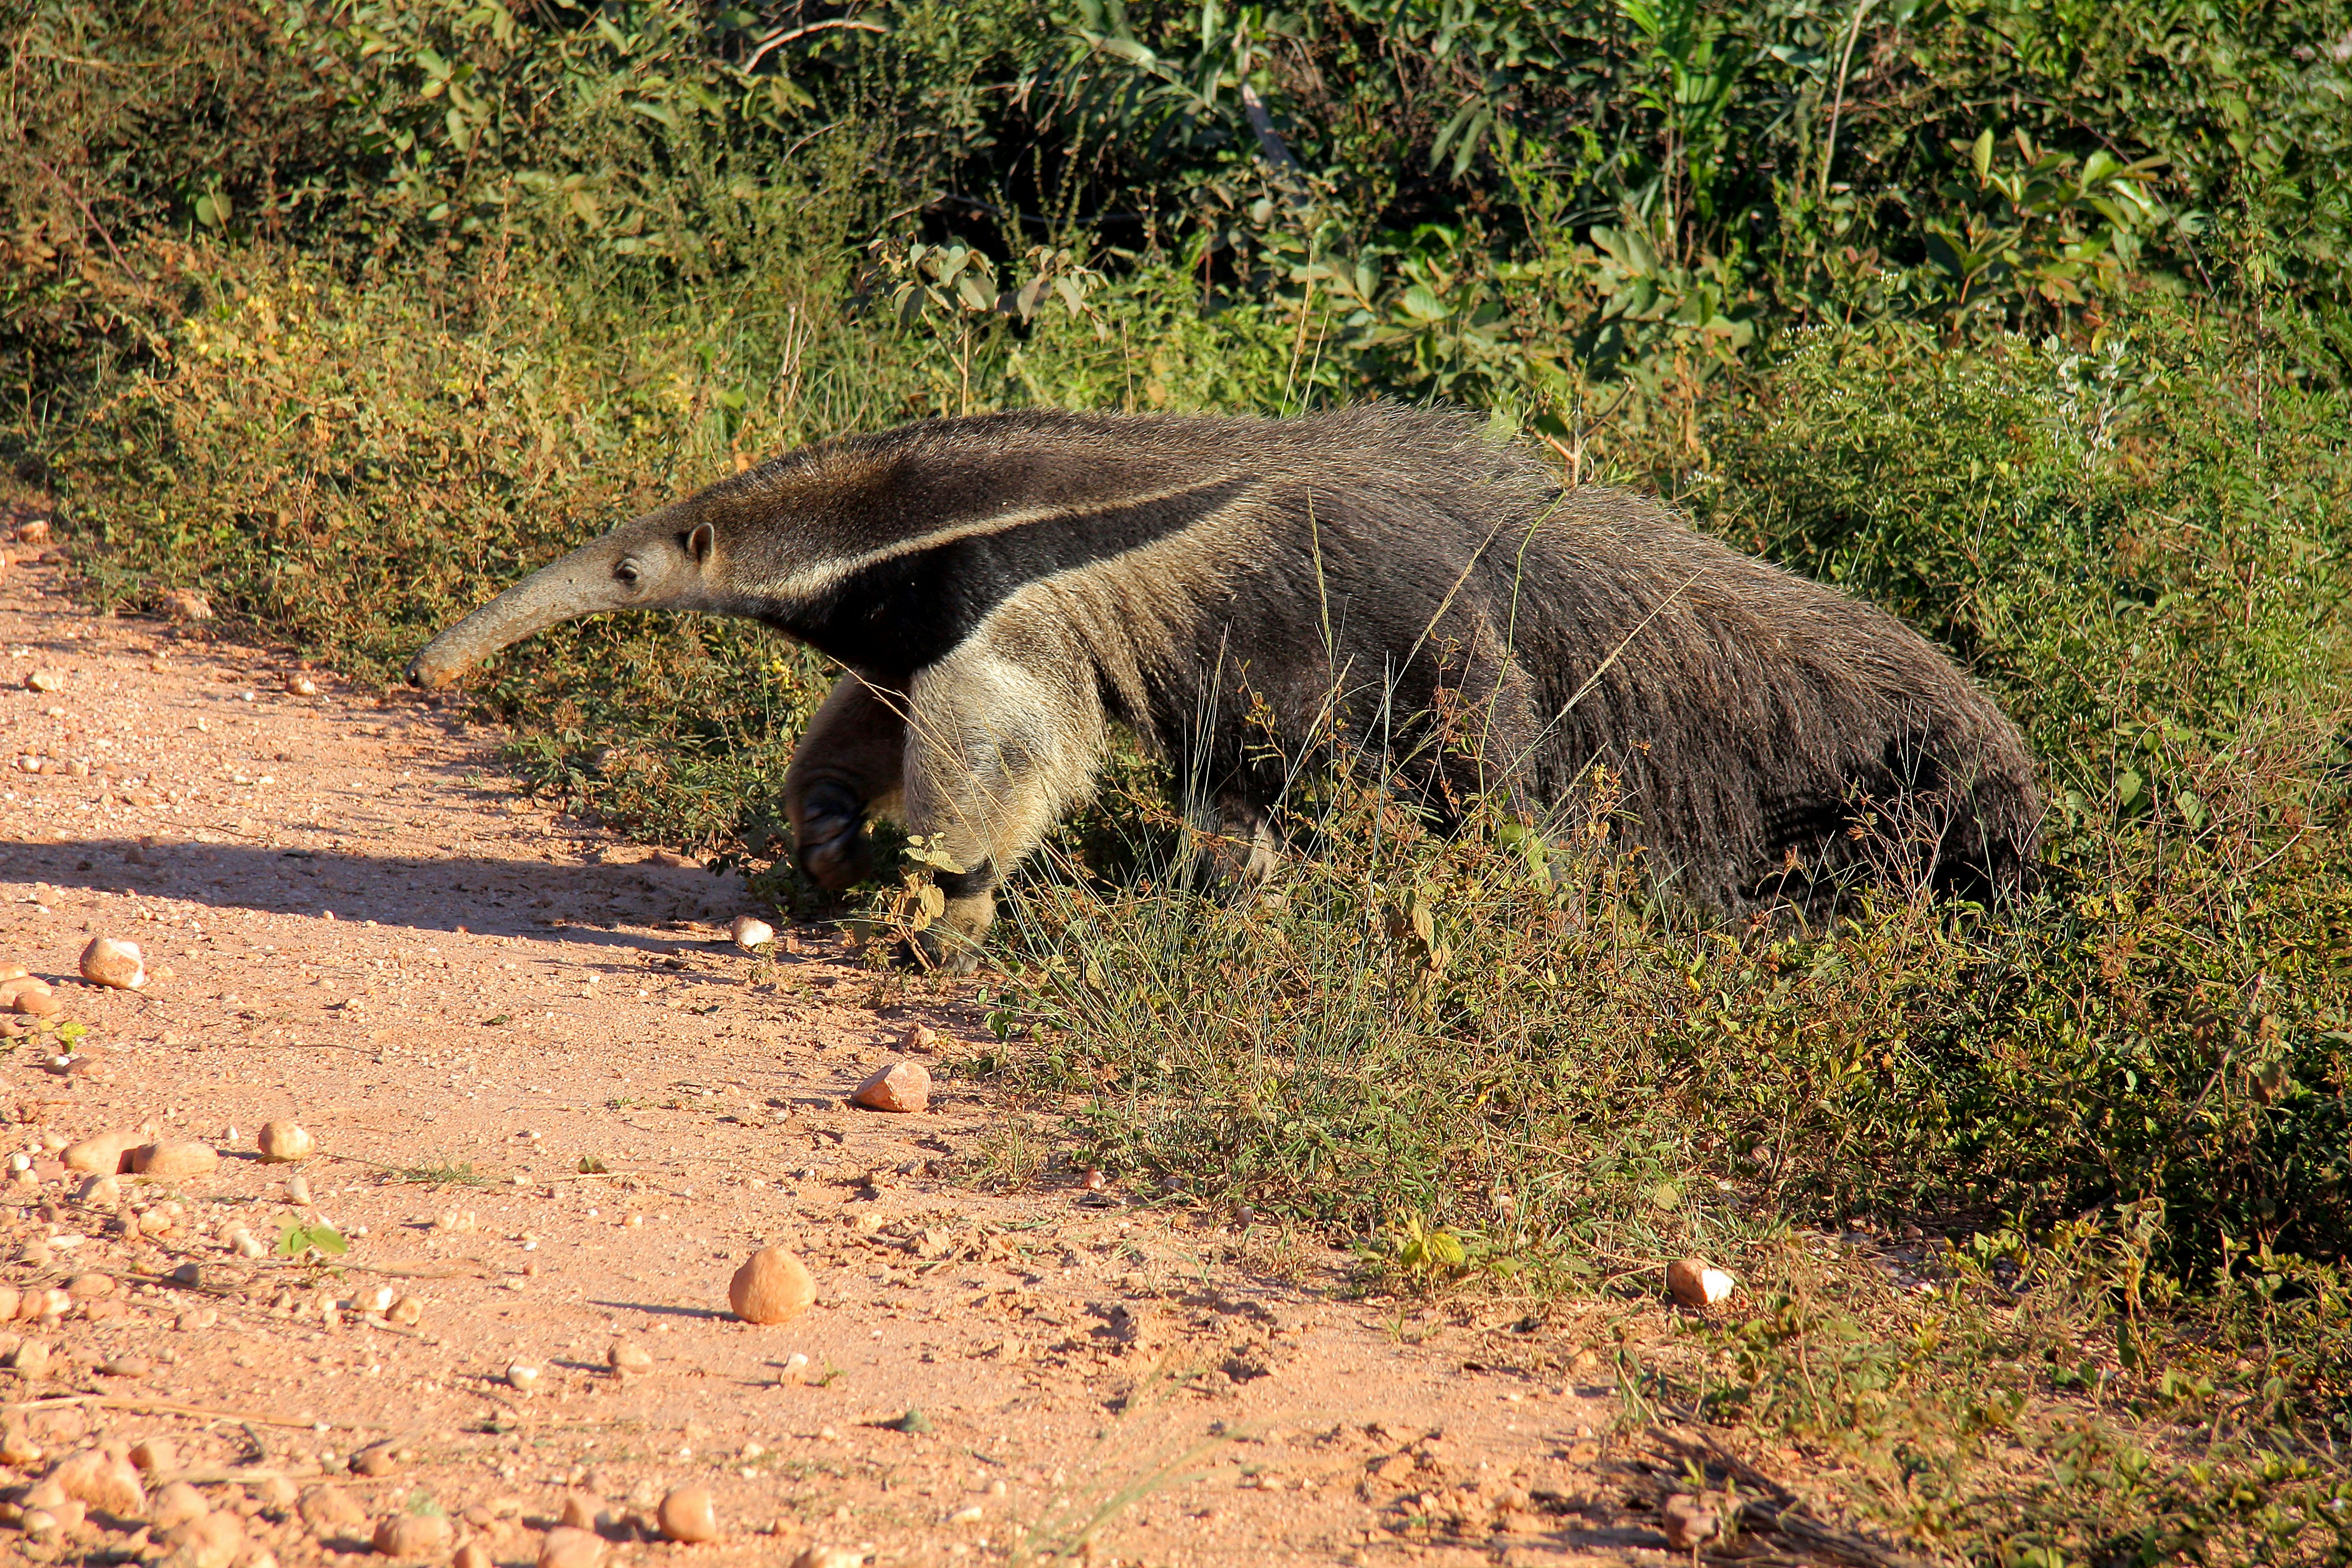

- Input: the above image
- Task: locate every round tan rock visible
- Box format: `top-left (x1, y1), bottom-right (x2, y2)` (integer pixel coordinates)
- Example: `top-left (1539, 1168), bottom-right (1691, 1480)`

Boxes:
top-left (166, 1511), bottom-right (247, 1568)
top-left (1666, 1256), bottom-right (1736, 1309)
top-left (728, 1245), bottom-right (816, 1326)
top-left (454, 1544), bottom-right (493, 1568)
top-left (658, 1485), bottom-right (719, 1543)
top-left (538, 1525), bottom-right (606, 1568)
top-left (8, 981), bottom-right (61, 1017)
top-left (131, 1140), bottom-right (217, 1180)
top-left (63, 1129), bottom-right (141, 1174)
top-left (257, 1120), bottom-right (315, 1162)
top-left (11, 1338), bottom-right (53, 1375)
top-left (299, 1485), bottom-right (369, 1539)
top-left (852, 1059), bottom-right (930, 1113)
top-left (79, 937), bottom-right (146, 990)
top-left (67, 1272), bottom-right (113, 1299)
top-left (50, 1446), bottom-right (146, 1515)
top-left (557, 1490), bottom-right (600, 1529)
top-left (790, 1548), bottom-right (865, 1568)
top-left (372, 1511), bottom-right (453, 1558)
top-left (153, 1479), bottom-right (211, 1529)
top-left (730, 914), bottom-right (775, 950)
top-left (128, 1436), bottom-right (178, 1472)
top-left (607, 1339), bottom-right (654, 1376)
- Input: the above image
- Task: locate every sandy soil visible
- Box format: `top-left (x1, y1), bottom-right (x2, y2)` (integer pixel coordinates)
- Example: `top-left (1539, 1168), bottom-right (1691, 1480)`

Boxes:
top-left (0, 545), bottom-right (1717, 1567)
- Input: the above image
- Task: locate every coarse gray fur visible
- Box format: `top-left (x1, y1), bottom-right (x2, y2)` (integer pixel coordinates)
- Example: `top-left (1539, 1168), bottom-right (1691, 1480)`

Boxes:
top-left (406, 404), bottom-right (2043, 968)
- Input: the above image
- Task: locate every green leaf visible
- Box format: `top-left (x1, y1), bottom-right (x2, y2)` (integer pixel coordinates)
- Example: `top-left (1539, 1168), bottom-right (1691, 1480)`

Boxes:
top-left (1970, 128), bottom-right (1995, 183)
top-left (277, 1221), bottom-right (347, 1257)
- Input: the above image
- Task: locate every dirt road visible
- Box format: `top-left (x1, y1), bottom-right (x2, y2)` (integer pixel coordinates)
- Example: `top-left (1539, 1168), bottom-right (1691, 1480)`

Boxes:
top-left (0, 545), bottom-right (1689, 1567)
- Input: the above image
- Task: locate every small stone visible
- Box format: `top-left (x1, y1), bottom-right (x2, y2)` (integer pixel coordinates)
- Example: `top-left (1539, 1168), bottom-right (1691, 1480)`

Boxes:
top-left (901, 1022), bottom-right (943, 1053)
top-left (730, 914), bottom-right (775, 951)
top-left (164, 1511), bottom-right (246, 1568)
top-left (129, 1436), bottom-right (178, 1472)
top-left (160, 589), bottom-right (214, 622)
top-left (350, 1443), bottom-right (401, 1478)
top-left (299, 1485), bottom-right (369, 1539)
top-left (728, 1246), bottom-right (816, 1326)
top-left (538, 1525), bottom-right (606, 1568)
top-left (50, 1445), bottom-right (146, 1514)
top-left (607, 1340), bottom-right (654, 1376)
top-left (26, 669), bottom-right (64, 693)
top-left (256, 1473), bottom-right (301, 1510)
top-left (78, 1174), bottom-right (122, 1206)
top-left (131, 1140), bottom-right (218, 1180)
top-left (790, 1548), bottom-right (865, 1568)
top-left (1665, 1257), bottom-right (1736, 1309)
top-left (8, 980), bottom-right (61, 1017)
top-left (505, 1362), bottom-right (540, 1391)
top-left (0, 1287), bottom-right (15, 1322)
top-left (79, 936), bottom-right (147, 990)
top-left (11, 1339), bottom-right (53, 1376)
top-left (0, 1421), bottom-right (40, 1465)
top-left (16, 518), bottom-right (52, 545)
top-left (1662, 1492), bottom-right (1725, 1551)
top-left (454, 1545), bottom-right (493, 1568)
top-left (256, 1121), bottom-right (315, 1162)
top-left (20, 1507), bottom-right (62, 1539)
top-left (656, 1485), bottom-right (718, 1543)
top-left (389, 1295), bottom-right (423, 1327)
top-left (67, 1272), bottom-right (113, 1299)
top-left (154, 1479), bottom-right (211, 1529)
top-left (851, 1060), bottom-right (930, 1114)
top-left (558, 1491), bottom-right (600, 1529)
top-left (372, 1511), bottom-right (453, 1558)
top-left (286, 674), bottom-right (320, 698)
top-left (100, 1354), bottom-right (155, 1379)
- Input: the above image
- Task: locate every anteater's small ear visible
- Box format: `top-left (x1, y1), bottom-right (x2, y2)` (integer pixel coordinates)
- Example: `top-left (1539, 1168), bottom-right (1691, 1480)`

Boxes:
top-left (687, 521), bottom-right (716, 565)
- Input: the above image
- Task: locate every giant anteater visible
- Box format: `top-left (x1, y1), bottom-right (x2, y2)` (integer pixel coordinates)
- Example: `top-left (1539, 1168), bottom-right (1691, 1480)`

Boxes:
top-left (407, 404), bottom-right (2042, 968)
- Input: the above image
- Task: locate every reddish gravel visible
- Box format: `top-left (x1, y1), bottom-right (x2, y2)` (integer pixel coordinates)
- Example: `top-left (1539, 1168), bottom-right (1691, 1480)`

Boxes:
top-left (0, 545), bottom-right (1684, 1566)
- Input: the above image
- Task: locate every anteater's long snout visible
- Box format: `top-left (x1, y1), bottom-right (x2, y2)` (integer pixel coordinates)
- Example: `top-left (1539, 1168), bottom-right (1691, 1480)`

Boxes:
top-left (402, 541), bottom-right (630, 692)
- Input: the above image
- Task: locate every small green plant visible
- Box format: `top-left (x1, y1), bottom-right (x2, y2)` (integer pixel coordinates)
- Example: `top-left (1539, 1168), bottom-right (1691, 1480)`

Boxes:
top-left (399, 1162), bottom-right (489, 1188)
top-left (276, 1220), bottom-right (347, 1259)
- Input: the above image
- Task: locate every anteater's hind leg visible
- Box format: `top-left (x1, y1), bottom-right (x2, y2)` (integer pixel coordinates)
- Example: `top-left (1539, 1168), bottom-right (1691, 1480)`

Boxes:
top-left (897, 633), bottom-right (1108, 972)
top-left (785, 674), bottom-right (909, 892)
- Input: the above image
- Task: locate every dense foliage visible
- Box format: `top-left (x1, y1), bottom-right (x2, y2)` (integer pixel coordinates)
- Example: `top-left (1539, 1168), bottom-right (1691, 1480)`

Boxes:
top-left (6, 1), bottom-right (2349, 1558)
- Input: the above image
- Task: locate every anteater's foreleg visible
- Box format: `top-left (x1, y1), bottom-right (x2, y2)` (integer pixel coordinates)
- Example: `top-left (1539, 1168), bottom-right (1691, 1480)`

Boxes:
top-left (897, 635), bottom-right (1108, 972)
top-left (784, 674), bottom-right (909, 892)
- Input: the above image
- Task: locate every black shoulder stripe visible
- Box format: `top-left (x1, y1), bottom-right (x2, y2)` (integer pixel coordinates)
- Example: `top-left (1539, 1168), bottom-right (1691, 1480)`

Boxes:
top-left (779, 475), bottom-right (1256, 673)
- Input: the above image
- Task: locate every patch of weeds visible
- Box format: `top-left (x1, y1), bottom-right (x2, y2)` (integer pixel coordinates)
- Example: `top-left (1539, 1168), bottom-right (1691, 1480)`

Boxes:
top-left (399, 1162), bottom-right (489, 1188)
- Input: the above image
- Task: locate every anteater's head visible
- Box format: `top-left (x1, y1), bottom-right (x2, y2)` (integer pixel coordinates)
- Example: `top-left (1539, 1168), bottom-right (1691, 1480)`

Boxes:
top-left (404, 507), bottom-right (724, 690)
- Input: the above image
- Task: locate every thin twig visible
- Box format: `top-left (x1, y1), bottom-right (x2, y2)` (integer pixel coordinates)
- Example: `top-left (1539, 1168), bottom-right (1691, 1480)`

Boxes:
top-left (1, 1393), bottom-right (373, 1431)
